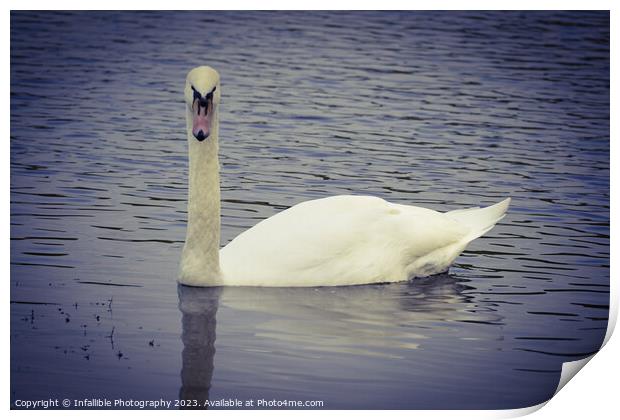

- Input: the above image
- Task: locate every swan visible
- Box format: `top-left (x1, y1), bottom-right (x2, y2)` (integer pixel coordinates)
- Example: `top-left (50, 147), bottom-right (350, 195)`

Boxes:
top-left (178, 66), bottom-right (511, 287)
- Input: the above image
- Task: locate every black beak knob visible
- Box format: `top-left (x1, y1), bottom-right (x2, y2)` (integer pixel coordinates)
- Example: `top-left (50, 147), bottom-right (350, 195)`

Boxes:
top-left (194, 130), bottom-right (207, 141)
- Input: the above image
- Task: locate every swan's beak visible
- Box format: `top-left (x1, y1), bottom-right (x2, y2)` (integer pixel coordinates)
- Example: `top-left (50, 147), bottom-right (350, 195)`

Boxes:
top-left (192, 98), bottom-right (212, 142)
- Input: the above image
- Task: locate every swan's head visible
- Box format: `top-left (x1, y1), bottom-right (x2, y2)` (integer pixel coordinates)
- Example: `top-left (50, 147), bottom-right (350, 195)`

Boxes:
top-left (185, 66), bottom-right (220, 142)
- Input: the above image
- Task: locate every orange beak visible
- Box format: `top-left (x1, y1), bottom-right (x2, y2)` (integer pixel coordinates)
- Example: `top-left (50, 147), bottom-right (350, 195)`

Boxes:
top-left (192, 97), bottom-right (212, 141)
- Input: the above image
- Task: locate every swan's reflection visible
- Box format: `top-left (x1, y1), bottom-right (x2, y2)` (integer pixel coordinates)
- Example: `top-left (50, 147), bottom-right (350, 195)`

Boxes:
top-left (177, 285), bottom-right (222, 408)
top-left (177, 274), bottom-right (502, 406)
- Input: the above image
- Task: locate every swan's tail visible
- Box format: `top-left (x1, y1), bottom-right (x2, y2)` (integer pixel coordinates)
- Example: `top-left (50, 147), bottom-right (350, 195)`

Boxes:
top-left (446, 198), bottom-right (511, 242)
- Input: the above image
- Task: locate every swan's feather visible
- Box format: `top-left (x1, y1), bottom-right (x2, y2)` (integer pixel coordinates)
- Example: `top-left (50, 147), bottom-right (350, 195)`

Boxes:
top-left (219, 195), bottom-right (510, 287)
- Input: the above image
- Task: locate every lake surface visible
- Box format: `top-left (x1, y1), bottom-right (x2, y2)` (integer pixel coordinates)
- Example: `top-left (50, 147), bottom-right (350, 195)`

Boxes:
top-left (10, 11), bottom-right (609, 409)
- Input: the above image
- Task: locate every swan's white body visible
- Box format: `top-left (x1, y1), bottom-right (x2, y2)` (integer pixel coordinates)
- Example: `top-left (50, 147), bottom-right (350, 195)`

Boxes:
top-left (178, 66), bottom-right (511, 287)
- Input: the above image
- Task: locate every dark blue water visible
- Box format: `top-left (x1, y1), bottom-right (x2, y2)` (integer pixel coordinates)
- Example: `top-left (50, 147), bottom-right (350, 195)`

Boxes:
top-left (10, 11), bottom-right (609, 409)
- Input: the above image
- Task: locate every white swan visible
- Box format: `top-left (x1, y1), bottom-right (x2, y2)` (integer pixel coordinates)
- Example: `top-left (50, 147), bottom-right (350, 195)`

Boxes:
top-left (178, 66), bottom-right (510, 287)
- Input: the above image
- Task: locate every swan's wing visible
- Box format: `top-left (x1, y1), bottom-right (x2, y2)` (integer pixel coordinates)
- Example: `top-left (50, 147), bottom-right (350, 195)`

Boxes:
top-left (219, 195), bottom-right (469, 286)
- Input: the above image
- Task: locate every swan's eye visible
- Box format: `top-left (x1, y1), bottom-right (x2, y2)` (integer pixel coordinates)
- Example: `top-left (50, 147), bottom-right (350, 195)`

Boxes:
top-left (191, 85), bottom-right (201, 102)
top-left (205, 87), bottom-right (216, 100)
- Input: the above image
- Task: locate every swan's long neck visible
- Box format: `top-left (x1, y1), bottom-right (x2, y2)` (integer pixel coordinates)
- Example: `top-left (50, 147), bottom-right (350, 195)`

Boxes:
top-left (179, 105), bottom-right (222, 285)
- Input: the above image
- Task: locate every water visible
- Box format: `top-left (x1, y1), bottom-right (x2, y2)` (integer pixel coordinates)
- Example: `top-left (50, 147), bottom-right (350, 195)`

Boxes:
top-left (10, 11), bottom-right (609, 409)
